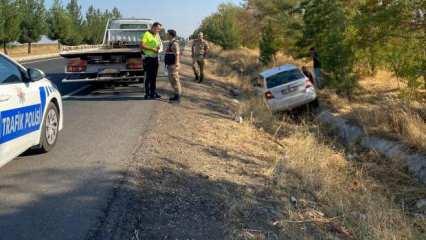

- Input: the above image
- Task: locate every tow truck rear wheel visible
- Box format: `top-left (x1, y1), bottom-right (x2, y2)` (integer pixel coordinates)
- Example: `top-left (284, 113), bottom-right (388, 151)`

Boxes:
top-left (38, 102), bottom-right (59, 153)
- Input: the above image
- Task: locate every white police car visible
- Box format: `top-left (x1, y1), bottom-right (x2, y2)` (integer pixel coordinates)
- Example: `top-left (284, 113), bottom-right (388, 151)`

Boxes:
top-left (0, 53), bottom-right (63, 168)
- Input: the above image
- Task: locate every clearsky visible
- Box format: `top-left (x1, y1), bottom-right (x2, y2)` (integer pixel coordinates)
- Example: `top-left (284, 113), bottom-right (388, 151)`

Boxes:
top-left (46, 0), bottom-right (243, 37)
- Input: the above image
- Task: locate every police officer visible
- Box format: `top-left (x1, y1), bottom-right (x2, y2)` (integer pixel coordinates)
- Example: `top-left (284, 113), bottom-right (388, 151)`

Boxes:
top-left (310, 47), bottom-right (322, 88)
top-left (141, 22), bottom-right (162, 99)
top-left (165, 29), bottom-right (181, 103)
top-left (191, 32), bottom-right (209, 82)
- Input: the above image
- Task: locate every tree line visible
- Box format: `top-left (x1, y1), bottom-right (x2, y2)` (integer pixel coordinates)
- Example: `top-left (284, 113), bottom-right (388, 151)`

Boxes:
top-left (0, 0), bottom-right (121, 54)
top-left (194, 0), bottom-right (425, 96)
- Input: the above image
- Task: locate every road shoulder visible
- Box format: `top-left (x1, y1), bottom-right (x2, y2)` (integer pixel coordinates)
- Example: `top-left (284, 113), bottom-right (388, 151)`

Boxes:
top-left (87, 55), bottom-right (286, 239)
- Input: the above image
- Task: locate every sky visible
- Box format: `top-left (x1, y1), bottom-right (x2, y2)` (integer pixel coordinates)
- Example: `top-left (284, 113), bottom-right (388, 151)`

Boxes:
top-left (45, 0), bottom-right (243, 37)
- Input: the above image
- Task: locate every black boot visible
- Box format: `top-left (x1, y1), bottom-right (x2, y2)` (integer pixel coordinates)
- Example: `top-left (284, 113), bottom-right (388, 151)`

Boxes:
top-left (195, 74), bottom-right (199, 81)
top-left (153, 93), bottom-right (162, 99)
top-left (199, 74), bottom-right (204, 83)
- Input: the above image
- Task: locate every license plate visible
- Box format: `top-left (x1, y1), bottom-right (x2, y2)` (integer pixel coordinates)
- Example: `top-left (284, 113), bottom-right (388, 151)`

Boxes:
top-left (282, 86), bottom-right (297, 94)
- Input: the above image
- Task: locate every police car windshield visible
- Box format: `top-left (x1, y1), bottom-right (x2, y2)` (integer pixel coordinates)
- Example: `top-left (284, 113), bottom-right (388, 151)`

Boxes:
top-left (266, 69), bottom-right (304, 89)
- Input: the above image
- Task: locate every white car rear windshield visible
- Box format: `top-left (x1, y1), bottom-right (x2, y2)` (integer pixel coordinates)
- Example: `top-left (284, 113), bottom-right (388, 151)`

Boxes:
top-left (266, 69), bottom-right (304, 89)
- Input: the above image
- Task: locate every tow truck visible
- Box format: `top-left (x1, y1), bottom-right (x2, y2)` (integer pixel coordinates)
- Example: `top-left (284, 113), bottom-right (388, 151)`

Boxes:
top-left (61, 19), bottom-right (161, 84)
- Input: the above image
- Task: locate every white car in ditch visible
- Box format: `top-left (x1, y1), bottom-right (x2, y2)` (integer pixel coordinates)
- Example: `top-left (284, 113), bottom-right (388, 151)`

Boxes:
top-left (259, 64), bottom-right (318, 112)
top-left (0, 53), bottom-right (63, 168)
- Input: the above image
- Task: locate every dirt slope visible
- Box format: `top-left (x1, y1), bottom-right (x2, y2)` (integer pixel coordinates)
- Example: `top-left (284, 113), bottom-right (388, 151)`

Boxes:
top-left (90, 49), bottom-right (425, 240)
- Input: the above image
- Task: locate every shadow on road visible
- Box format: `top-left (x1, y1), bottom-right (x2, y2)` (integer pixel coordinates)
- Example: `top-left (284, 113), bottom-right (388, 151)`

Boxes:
top-left (0, 158), bottom-right (287, 240)
top-left (0, 167), bottom-right (126, 240)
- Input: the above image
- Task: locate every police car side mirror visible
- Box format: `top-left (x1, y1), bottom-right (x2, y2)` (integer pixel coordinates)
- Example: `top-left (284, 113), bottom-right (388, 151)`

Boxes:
top-left (28, 68), bottom-right (46, 82)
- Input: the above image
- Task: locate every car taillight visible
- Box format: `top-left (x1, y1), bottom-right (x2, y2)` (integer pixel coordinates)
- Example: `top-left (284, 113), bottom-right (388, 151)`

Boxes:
top-left (265, 91), bottom-right (274, 99)
top-left (67, 58), bottom-right (87, 72)
top-left (305, 79), bottom-right (313, 89)
top-left (127, 58), bottom-right (143, 70)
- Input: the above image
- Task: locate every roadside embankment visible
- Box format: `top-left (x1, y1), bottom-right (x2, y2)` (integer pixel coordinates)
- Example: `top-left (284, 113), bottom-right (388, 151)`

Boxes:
top-left (319, 110), bottom-right (426, 184)
top-left (201, 45), bottom-right (426, 239)
top-left (96, 48), bottom-right (426, 239)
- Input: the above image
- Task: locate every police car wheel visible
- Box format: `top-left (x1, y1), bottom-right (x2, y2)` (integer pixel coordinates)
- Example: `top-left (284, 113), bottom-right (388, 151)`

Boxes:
top-left (39, 103), bottom-right (59, 152)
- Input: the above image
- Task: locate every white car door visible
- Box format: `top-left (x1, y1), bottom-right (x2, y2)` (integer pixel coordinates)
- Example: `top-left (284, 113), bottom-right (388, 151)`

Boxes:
top-left (0, 56), bottom-right (42, 167)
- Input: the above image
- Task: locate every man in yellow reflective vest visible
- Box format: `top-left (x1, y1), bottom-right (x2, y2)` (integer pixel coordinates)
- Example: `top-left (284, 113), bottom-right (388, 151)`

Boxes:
top-left (141, 22), bottom-right (162, 99)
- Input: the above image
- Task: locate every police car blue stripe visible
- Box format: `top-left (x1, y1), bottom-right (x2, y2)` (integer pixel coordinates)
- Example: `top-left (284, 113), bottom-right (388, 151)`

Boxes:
top-left (0, 104), bottom-right (43, 144)
top-left (0, 87), bottom-right (47, 144)
top-left (39, 86), bottom-right (47, 115)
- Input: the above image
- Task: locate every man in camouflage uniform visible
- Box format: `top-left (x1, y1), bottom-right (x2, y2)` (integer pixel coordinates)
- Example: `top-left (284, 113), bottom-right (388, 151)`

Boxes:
top-left (165, 29), bottom-right (182, 103)
top-left (191, 32), bottom-right (209, 83)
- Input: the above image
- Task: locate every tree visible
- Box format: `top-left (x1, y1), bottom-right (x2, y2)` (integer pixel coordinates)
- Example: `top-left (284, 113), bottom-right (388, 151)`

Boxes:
top-left (83, 6), bottom-right (107, 44)
top-left (47, 0), bottom-right (72, 48)
top-left (195, 3), bottom-right (242, 49)
top-left (259, 20), bottom-right (280, 65)
top-left (197, 0), bottom-right (425, 97)
top-left (66, 0), bottom-right (83, 44)
top-left (219, 4), bottom-right (241, 49)
top-left (111, 7), bottom-right (121, 19)
top-left (18, 0), bottom-right (46, 54)
top-left (300, 0), bottom-right (355, 94)
top-left (246, 0), bottom-right (304, 55)
top-left (66, 0), bottom-right (82, 27)
top-left (0, 0), bottom-right (21, 54)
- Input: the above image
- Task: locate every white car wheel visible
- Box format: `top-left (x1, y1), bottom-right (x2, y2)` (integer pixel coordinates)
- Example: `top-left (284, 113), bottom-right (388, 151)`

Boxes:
top-left (39, 102), bottom-right (59, 152)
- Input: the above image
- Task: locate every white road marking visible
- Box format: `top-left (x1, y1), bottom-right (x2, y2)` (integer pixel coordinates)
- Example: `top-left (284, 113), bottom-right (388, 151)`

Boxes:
top-left (62, 85), bottom-right (91, 100)
top-left (20, 57), bottom-right (63, 65)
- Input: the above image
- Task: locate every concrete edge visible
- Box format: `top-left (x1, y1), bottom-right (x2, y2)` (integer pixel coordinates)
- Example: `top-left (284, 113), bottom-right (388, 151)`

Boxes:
top-left (318, 110), bottom-right (426, 184)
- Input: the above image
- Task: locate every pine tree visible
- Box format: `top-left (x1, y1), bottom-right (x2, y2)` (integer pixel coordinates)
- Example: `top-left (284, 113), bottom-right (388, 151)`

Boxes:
top-left (83, 6), bottom-right (104, 44)
top-left (259, 20), bottom-right (280, 65)
top-left (47, 0), bottom-right (72, 47)
top-left (65, 0), bottom-right (82, 45)
top-left (18, 0), bottom-right (46, 54)
top-left (111, 7), bottom-right (121, 19)
top-left (0, 0), bottom-right (21, 55)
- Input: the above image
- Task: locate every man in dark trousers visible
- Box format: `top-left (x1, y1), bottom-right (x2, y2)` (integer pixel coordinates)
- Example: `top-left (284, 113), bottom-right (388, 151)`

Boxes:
top-left (302, 66), bottom-right (315, 86)
top-left (141, 22), bottom-right (162, 99)
top-left (310, 47), bottom-right (322, 88)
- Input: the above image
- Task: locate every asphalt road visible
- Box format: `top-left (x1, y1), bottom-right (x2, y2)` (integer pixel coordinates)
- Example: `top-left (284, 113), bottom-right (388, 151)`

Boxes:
top-left (0, 57), bottom-right (161, 240)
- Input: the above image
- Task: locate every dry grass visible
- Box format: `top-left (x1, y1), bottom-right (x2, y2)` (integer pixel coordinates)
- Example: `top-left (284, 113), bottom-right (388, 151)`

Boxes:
top-left (0, 44), bottom-right (59, 58)
top-left (237, 98), bottom-right (425, 240)
top-left (276, 125), bottom-right (424, 239)
top-left (320, 71), bottom-right (426, 152)
top-left (204, 45), bottom-right (426, 239)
